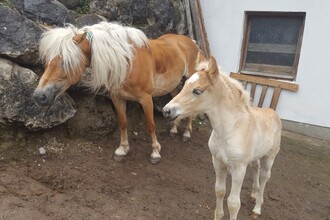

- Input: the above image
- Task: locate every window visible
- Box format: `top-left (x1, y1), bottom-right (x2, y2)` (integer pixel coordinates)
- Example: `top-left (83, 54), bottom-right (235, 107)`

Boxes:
top-left (240, 12), bottom-right (305, 80)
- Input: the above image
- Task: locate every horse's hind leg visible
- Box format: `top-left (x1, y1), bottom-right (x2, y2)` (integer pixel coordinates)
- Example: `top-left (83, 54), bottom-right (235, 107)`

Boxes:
top-left (111, 95), bottom-right (129, 161)
top-left (169, 117), bottom-right (180, 136)
top-left (252, 153), bottom-right (278, 218)
top-left (250, 160), bottom-right (260, 199)
top-left (182, 116), bottom-right (193, 142)
top-left (139, 94), bottom-right (161, 164)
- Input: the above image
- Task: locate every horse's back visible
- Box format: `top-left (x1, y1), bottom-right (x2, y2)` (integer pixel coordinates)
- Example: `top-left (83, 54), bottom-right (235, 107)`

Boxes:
top-left (252, 107), bottom-right (281, 159)
top-left (155, 34), bottom-right (201, 74)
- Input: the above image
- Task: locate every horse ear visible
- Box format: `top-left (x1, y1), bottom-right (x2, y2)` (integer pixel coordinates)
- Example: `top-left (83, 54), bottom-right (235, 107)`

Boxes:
top-left (73, 32), bottom-right (87, 44)
top-left (196, 51), bottom-right (206, 65)
top-left (208, 55), bottom-right (219, 77)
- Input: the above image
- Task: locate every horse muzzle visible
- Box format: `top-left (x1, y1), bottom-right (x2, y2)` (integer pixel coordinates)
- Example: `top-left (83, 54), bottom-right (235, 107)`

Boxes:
top-left (32, 88), bottom-right (57, 106)
top-left (162, 105), bottom-right (179, 121)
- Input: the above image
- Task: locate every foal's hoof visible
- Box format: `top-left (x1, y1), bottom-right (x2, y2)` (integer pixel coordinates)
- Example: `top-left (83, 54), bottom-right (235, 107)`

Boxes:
top-left (113, 154), bottom-right (126, 162)
top-left (149, 157), bottom-right (161, 165)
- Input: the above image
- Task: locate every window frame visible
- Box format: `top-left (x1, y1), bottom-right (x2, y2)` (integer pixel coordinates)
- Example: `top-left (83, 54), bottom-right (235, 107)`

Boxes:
top-left (239, 11), bottom-right (306, 81)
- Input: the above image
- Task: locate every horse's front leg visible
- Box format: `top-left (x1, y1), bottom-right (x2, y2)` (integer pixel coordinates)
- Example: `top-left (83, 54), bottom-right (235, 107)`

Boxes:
top-left (227, 164), bottom-right (247, 220)
top-left (212, 156), bottom-right (228, 220)
top-left (139, 94), bottom-right (161, 164)
top-left (111, 95), bottom-right (129, 161)
top-left (169, 116), bottom-right (192, 142)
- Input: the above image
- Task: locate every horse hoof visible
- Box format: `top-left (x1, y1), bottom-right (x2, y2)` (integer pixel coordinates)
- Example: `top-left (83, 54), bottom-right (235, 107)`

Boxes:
top-left (182, 135), bottom-right (190, 142)
top-left (169, 132), bottom-right (177, 137)
top-left (149, 157), bottom-right (161, 165)
top-left (113, 154), bottom-right (126, 162)
top-left (252, 212), bottom-right (260, 219)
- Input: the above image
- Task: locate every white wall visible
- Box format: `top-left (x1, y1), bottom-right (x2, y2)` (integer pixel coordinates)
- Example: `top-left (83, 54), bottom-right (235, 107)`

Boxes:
top-left (200, 0), bottom-right (330, 128)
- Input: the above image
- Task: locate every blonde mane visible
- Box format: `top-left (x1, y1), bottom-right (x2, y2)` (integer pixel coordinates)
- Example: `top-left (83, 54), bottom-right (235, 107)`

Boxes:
top-left (39, 24), bottom-right (84, 82)
top-left (39, 22), bottom-right (149, 91)
top-left (219, 70), bottom-right (251, 108)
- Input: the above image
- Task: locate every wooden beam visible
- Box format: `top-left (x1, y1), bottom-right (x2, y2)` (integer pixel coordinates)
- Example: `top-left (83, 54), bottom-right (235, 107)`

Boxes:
top-left (258, 85), bottom-right (268, 108)
top-left (189, 0), bottom-right (211, 57)
top-left (230, 72), bottom-right (299, 92)
top-left (184, 0), bottom-right (194, 39)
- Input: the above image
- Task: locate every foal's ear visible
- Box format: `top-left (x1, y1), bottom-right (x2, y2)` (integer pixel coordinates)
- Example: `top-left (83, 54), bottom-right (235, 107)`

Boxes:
top-left (72, 32), bottom-right (87, 44)
top-left (208, 55), bottom-right (219, 77)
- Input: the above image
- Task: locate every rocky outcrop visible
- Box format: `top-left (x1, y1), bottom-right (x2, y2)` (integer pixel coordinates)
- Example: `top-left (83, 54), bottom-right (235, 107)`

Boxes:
top-left (0, 59), bottom-right (76, 130)
top-left (0, 5), bottom-right (43, 65)
top-left (11, 0), bottom-right (74, 25)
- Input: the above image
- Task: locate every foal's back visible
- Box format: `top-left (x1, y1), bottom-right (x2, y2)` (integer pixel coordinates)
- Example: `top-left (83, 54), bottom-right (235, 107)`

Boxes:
top-left (251, 107), bottom-right (282, 160)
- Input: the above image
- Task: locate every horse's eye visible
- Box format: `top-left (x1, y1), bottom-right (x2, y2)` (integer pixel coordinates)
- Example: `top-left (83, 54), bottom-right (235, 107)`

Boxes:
top-left (193, 88), bottom-right (203, 96)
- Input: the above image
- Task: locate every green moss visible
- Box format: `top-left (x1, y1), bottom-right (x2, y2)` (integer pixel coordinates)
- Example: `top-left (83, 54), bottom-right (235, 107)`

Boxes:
top-left (0, 0), bottom-right (15, 9)
top-left (75, 0), bottom-right (90, 14)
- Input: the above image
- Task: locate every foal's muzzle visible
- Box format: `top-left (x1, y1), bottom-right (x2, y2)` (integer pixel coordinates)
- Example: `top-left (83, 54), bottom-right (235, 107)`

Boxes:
top-left (162, 106), bottom-right (178, 121)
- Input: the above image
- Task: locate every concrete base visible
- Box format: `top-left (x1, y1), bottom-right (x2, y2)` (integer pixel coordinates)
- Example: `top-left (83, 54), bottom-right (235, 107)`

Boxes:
top-left (282, 119), bottom-right (330, 141)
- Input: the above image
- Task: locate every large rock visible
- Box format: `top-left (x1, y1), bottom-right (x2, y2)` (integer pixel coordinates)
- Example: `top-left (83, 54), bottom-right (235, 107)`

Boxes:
top-left (0, 5), bottom-right (42, 66)
top-left (11, 0), bottom-right (74, 25)
top-left (66, 91), bottom-right (117, 140)
top-left (0, 58), bottom-right (76, 130)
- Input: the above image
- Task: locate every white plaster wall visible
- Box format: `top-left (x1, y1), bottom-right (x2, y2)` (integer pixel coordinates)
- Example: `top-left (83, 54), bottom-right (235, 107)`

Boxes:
top-left (200, 0), bottom-right (330, 128)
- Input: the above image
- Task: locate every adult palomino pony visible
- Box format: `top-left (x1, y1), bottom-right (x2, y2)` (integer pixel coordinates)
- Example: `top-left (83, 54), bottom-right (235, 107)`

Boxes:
top-left (33, 22), bottom-right (203, 164)
top-left (163, 55), bottom-right (281, 220)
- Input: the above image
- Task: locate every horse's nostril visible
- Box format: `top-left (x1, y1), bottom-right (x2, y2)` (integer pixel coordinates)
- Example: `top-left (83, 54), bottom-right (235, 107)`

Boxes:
top-left (162, 108), bottom-right (171, 118)
top-left (40, 94), bottom-right (47, 103)
top-left (33, 91), bottom-right (49, 106)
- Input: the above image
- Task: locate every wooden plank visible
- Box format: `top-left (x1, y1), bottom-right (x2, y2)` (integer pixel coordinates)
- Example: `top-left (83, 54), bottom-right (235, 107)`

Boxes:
top-left (230, 72), bottom-right (299, 92)
top-left (240, 70), bottom-right (294, 80)
top-left (248, 43), bottom-right (296, 54)
top-left (242, 81), bottom-right (247, 89)
top-left (184, 0), bottom-right (194, 39)
top-left (189, 0), bottom-right (211, 57)
top-left (258, 85), bottom-right (268, 108)
top-left (250, 83), bottom-right (256, 103)
top-left (270, 87), bottom-right (282, 110)
top-left (245, 63), bottom-right (293, 74)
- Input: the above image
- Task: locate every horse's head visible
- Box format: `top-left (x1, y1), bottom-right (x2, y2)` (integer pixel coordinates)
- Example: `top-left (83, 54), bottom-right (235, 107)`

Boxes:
top-left (163, 55), bottom-right (219, 120)
top-left (33, 30), bottom-right (91, 106)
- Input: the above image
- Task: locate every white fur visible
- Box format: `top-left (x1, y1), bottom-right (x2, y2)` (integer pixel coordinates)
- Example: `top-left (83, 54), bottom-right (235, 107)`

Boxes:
top-left (187, 73), bottom-right (199, 84)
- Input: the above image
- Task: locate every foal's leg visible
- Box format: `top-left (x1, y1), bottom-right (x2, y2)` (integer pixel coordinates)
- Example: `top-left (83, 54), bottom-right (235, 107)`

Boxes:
top-left (252, 155), bottom-right (276, 218)
top-left (212, 156), bottom-right (228, 220)
top-left (111, 95), bottom-right (129, 161)
top-left (139, 94), bottom-right (161, 164)
top-left (227, 165), bottom-right (247, 220)
top-left (250, 160), bottom-right (260, 199)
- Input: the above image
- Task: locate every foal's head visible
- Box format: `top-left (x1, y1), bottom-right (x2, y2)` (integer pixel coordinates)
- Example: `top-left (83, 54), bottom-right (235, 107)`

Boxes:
top-left (163, 55), bottom-right (220, 120)
top-left (33, 28), bottom-right (91, 106)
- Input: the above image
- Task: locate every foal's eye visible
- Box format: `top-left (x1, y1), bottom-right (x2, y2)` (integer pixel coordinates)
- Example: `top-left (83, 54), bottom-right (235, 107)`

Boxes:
top-left (192, 88), bottom-right (203, 96)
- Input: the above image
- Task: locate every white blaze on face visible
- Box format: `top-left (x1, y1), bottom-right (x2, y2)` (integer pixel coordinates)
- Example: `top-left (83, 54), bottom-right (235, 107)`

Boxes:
top-left (187, 73), bottom-right (199, 84)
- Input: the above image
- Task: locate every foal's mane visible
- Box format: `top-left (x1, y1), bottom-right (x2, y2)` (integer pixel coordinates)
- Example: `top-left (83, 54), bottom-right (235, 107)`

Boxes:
top-left (39, 22), bottom-right (148, 91)
top-left (196, 61), bottom-right (250, 108)
top-left (220, 72), bottom-right (251, 108)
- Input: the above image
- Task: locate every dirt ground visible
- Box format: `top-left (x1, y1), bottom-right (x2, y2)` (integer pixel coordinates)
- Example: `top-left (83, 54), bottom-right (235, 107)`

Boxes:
top-left (0, 111), bottom-right (330, 220)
